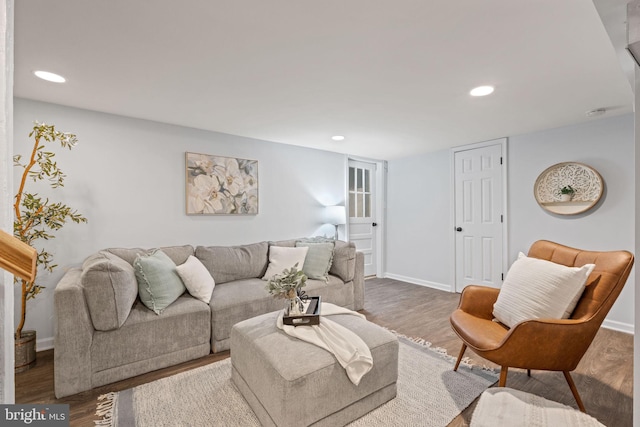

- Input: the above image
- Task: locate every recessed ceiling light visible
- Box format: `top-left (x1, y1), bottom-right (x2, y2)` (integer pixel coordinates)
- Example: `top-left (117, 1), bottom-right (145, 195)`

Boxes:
top-left (470, 85), bottom-right (494, 97)
top-left (34, 70), bottom-right (66, 83)
top-left (331, 135), bottom-right (345, 141)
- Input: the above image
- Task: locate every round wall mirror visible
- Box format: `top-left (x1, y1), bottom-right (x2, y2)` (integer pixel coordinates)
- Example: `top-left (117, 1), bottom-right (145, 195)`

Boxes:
top-left (534, 162), bottom-right (603, 215)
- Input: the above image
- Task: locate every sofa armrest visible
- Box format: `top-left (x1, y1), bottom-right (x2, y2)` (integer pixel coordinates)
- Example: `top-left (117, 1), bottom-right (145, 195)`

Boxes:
top-left (353, 251), bottom-right (365, 311)
top-left (54, 268), bottom-right (94, 398)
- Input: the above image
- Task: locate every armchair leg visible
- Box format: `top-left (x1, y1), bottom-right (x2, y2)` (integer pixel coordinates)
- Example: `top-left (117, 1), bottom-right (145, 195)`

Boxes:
top-left (527, 369), bottom-right (531, 377)
top-left (499, 366), bottom-right (508, 387)
top-left (453, 344), bottom-right (467, 371)
top-left (563, 371), bottom-right (586, 413)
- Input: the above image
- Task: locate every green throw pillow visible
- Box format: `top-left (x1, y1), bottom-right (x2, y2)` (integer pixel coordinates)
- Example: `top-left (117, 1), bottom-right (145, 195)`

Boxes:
top-left (295, 241), bottom-right (335, 282)
top-left (134, 249), bottom-right (186, 314)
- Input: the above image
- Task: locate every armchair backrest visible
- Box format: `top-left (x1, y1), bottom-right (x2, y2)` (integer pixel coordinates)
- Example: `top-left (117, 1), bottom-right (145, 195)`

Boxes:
top-left (527, 240), bottom-right (634, 325)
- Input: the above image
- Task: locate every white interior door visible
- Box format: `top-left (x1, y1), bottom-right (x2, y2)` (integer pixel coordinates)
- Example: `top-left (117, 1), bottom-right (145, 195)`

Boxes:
top-left (454, 143), bottom-right (504, 292)
top-left (348, 160), bottom-right (377, 277)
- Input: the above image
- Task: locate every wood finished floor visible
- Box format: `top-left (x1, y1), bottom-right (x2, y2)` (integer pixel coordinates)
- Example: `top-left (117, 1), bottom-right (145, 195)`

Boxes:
top-left (16, 277), bottom-right (633, 427)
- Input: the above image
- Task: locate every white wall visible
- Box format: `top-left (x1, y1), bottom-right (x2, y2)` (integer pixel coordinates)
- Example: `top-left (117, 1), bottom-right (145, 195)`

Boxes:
top-left (386, 113), bottom-right (635, 331)
top-left (14, 98), bottom-right (347, 349)
top-left (634, 62), bottom-right (640, 427)
top-left (385, 149), bottom-right (452, 290)
top-left (509, 114), bottom-right (635, 330)
top-left (0, 0), bottom-right (14, 404)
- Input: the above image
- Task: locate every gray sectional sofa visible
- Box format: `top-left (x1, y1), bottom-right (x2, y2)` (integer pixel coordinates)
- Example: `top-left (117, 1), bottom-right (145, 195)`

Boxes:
top-left (53, 239), bottom-right (364, 398)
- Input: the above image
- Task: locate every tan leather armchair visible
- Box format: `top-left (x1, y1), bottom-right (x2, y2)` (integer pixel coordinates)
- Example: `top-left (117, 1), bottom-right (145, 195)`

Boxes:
top-left (450, 240), bottom-right (634, 412)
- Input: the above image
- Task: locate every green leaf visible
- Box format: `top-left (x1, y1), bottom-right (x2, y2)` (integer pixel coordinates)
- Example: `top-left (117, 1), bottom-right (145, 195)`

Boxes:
top-left (13, 121), bottom-right (86, 317)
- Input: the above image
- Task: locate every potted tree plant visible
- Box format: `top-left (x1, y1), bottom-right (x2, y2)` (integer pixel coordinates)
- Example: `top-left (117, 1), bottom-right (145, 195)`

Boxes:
top-left (265, 263), bottom-right (307, 315)
top-left (13, 122), bottom-right (87, 372)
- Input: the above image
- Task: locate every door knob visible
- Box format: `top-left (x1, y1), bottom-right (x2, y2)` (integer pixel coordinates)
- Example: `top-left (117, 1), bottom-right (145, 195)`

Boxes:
top-left (456, 227), bottom-right (462, 232)
top-left (372, 222), bottom-right (378, 227)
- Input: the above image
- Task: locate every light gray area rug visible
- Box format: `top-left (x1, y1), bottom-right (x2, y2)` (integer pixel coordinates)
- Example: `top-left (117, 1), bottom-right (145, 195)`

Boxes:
top-left (95, 337), bottom-right (497, 427)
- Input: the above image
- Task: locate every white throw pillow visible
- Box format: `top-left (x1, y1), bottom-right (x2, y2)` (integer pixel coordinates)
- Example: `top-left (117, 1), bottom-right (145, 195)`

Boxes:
top-left (176, 255), bottom-right (216, 304)
top-left (262, 246), bottom-right (309, 280)
top-left (493, 253), bottom-right (595, 328)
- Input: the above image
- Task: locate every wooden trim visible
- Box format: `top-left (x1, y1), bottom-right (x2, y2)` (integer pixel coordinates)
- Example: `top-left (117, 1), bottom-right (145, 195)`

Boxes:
top-left (0, 229), bottom-right (37, 281)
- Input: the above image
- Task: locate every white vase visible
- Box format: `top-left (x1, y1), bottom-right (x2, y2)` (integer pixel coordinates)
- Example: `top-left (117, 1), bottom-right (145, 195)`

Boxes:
top-left (560, 194), bottom-right (572, 202)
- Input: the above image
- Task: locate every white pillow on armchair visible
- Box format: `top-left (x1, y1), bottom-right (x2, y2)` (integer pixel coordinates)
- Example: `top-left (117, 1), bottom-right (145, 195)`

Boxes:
top-left (493, 252), bottom-right (595, 328)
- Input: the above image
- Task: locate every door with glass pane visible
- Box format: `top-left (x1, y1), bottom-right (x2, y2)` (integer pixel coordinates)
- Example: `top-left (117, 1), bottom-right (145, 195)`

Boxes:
top-left (348, 160), bottom-right (377, 276)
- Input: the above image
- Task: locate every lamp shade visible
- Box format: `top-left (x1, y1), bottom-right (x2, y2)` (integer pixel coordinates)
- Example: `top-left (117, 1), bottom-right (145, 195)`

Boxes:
top-left (325, 205), bottom-right (346, 225)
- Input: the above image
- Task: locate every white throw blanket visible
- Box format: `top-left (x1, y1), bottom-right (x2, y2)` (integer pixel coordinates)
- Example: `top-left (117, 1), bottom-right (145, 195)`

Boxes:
top-left (276, 302), bottom-right (373, 385)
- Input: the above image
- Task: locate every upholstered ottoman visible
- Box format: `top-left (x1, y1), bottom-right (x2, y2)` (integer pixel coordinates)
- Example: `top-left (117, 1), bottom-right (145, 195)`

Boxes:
top-left (231, 310), bottom-right (399, 427)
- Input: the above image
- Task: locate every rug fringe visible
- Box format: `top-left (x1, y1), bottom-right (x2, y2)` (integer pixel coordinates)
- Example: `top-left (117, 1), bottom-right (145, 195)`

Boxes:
top-left (384, 327), bottom-right (499, 376)
top-left (94, 392), bottom-right (116, 426)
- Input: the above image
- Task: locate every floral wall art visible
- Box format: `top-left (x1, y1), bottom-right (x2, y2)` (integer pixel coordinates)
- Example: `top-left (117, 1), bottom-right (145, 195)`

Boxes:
top-left (186, 152), bottom-right (258, 215)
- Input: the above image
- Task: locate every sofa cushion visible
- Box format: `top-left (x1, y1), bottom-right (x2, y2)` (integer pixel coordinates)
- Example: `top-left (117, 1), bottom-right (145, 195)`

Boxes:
top-left (303, 275), bottom-right (355, 308)
top-left (134, 250), bottom-right (186, 314)
top-left (105, 245), bottom-right (194, 266)
top-left (295, 241), bottom-right (335, 281)
top-left (269, 239), bottom-right (297, 247)
top-left (81, 251), bottom-right (138, 331)
top-left (91, 295), bottom-right (211, 372)
top-left (209, 278), bottom-right (283, 349)
top-left (273, 238), bottom-right (353, 282)
top-left (209, 275), bottom-right (355, 351)
top-left (195, 242), bottom-right (269, 284)
top-left (262, 246), bottom-right (309, 280)
top-left (493, 253), bottom-right (595, 327)
top-left (330, 241), bottom-right (357, 282)
top-left (176, 255), bottom-right (215, 304)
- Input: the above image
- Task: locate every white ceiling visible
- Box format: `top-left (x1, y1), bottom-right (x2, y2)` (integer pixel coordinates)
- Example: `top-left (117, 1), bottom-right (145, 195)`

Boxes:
top-left (14, 0), bottom-right (633, 160)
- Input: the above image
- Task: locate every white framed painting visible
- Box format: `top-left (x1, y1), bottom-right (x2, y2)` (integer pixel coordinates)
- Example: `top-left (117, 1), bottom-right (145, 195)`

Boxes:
top-left (185, 152), bottom-right (258, 215)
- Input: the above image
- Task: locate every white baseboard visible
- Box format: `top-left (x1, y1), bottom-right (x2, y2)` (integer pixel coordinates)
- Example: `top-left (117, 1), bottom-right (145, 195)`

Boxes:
top-left (383, 273), bottom-right (634, 335)
top-left (383, 273), bottom-right (453, 292)
top-left (36, 336), bottom-right (54, 352)
top-left (601, 319), bottom-right (634, 335)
